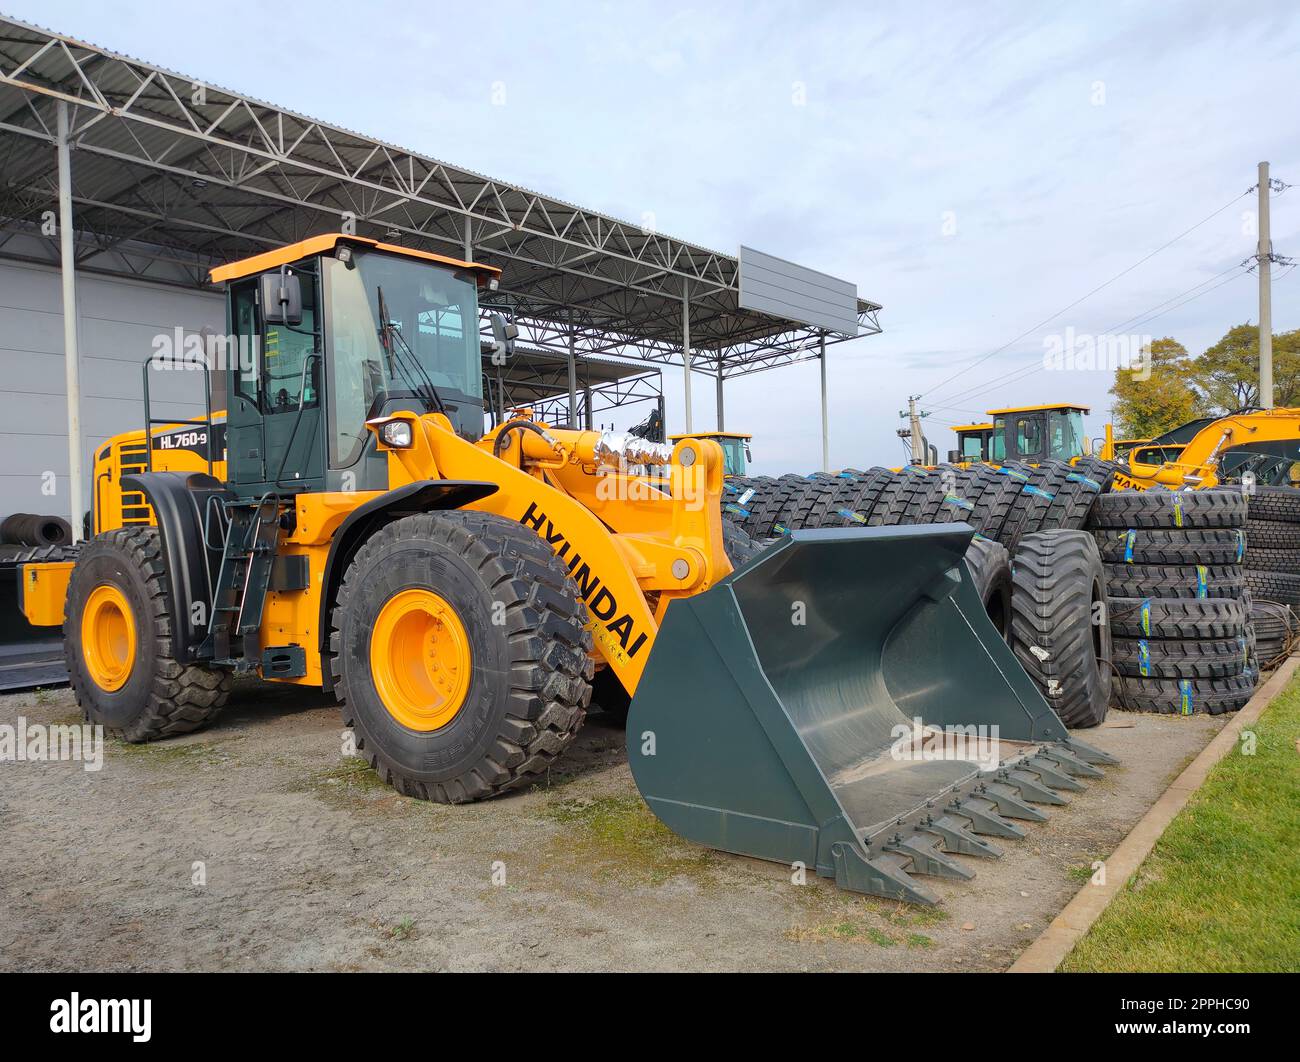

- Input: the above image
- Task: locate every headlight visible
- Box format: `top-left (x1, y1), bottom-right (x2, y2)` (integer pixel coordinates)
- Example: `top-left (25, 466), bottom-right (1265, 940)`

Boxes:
top-left (379, 421), bottom-right (413, 448)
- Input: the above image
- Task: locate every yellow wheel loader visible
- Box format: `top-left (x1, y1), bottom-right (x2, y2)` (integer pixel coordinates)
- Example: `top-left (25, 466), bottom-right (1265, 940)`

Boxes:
top-left (20, 234), bottom-right (1114, 903)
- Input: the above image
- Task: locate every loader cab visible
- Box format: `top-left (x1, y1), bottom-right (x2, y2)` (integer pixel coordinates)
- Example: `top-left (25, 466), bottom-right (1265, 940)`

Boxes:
top-left (667, 431), bottom-right (752, 476)
top-left (950, 423), bottom-right (994, 463)
top-left (211, 235), bottom-right (501, 500)
top-left (986, 404), bottom-right (1089, 464)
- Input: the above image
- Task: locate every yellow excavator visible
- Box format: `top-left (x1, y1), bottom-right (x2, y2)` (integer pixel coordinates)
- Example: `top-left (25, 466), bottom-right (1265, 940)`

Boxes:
top-left (18, 234), bottom-right (1112, 904)
top-left (1105, 409), bottom-right (1300, 490)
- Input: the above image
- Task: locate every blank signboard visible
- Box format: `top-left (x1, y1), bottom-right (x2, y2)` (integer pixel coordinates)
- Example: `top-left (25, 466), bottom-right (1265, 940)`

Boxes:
top-left (737, 246), bottom-right (859, 336)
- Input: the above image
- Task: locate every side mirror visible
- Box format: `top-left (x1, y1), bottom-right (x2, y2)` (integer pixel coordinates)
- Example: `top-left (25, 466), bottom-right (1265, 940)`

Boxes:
top-left (260, 270), bottom-right (303, 326)
top-left (488, 312), bottom-right (519, 364)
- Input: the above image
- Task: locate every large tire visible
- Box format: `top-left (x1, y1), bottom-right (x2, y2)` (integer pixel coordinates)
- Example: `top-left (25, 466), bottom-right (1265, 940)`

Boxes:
top-left (1113, 672), bottom-right (1255, 715)
top-left (967, 467), bottom-right (1021, 538)
top-left (1092, 527), bottom-right (1246, 566)
top-left (1088, 488), bottom-right (1247, 529)
top-left (1244, 568), bottom-right (1300, 606)
top-left (330, 511), bottom-right (594, 803)
top-left (1040, 464), bottom-right (1107, 533)
top-left (1107, 596), bottom-right (1249, 639)
top-left (963, 536), bottom-right (1012, 641)
top-left (1103, 562), bottom-right (1244, 599)
top-left (1245, 485), bottom-right (1300, 522)
top-left (722, 520), bottom-right (767, 567)
top-left (63, 527), bottom-right (231, 742)
top-left (1010, 530), bottom-right (1111, 728)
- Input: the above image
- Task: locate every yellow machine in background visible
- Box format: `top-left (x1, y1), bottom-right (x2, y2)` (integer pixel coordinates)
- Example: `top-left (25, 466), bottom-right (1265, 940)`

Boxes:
top-left (948, 404), bottom-right (1091, 464)
top-left (667, 430), bottom-right (752, 476)
top-left (1108, 409), bottom-right (1300, 490)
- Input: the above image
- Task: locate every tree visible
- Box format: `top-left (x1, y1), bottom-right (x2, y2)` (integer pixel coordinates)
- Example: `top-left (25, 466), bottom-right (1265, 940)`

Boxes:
top-left (1193, 324), bottom-right (1300, 411)
top-left (1109, 337), bottom-right (1200, 438)
top-left (1195, 323), bottom-right (1260, 412)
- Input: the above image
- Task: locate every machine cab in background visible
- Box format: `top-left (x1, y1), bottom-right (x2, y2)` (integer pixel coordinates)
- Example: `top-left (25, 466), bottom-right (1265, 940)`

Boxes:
top-left (986, 403), bottom-right (1090, 463)
top-left (950, 422), bottom-right (994, 463)
top-left (209, 234), bottom-right (501, 500)
top-left (667, 431), bottom-right (753, 476)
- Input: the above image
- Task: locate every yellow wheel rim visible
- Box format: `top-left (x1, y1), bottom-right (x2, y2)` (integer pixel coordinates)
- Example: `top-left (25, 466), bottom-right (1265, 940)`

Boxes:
top-left (81, 583), bottom-right (136, 692)
top-left (369, 588), bottom-right (473, 732)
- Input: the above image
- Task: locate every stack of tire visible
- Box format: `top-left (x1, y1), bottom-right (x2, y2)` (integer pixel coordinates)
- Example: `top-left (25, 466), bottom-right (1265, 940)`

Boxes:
top-left (723, 457), bottom-right (1119, 548)
top-left (1240, 485), bottom-right (1300, 666)
top-left (1087, 489), bottom-right (1256, 716)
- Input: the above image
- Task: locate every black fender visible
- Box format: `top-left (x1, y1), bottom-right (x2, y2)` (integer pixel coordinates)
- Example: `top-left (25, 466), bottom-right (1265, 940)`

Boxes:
top-left (318, 479), bottom-right (499, 690)
top-left (119, 472), bottom-right (234, 662)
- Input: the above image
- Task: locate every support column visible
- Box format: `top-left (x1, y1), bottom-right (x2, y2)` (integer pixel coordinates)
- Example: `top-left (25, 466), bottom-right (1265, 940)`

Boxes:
top-left (57, 101), bottom-right (84, 542)
top-left (583, 386), bottom-right (593, 430)
top-left (682, 284), bottom-right (693, 432)
top-left (715, 370), bottom-right (725, 431)
top-left (463, 215), bottom-right (473, 262)
top-left (819, 335), bottom-right (829, 473)
top-left (567, 318), bottom-right (579, 430)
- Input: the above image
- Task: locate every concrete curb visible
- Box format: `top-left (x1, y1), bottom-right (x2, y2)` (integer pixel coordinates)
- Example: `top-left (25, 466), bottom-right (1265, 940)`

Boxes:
top-left (1006, 654), bottom-right (1300, 973)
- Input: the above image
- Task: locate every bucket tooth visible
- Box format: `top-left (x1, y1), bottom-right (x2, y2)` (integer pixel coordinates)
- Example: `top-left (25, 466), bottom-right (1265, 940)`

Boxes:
top-left (923, 813), bottom-right (1004, 858)
top-left (1062, 738), bottom-right (1120, 766)
top-left (1040, 746), bottom-right (1104, 778)
top-left (1005, 769), bottom-right (1070, 805)
top-left (832, 843), bottom-right (941, 905)
top-left (977, 782), bottom-right (1048, 822)
top-left (885, 833), bottom-right (975, 881)
top-left (948, 796), bottom-right (1024, 841)
top-left (1026, 755), bottom-right (1087, 792)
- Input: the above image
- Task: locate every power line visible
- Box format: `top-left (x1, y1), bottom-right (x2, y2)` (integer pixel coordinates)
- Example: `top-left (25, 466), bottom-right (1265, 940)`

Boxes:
top-left (939, 266), bottom-right (1255, 408)
top-left (922, 190), bottom-right (1250, 402)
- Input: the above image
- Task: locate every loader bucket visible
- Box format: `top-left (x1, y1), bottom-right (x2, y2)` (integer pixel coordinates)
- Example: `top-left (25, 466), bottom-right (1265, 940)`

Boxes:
top-left (627, 523), bottom-right (1117, 904)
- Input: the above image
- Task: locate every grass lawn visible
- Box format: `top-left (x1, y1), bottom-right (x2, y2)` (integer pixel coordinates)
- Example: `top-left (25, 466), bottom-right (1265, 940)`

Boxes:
top-left (1062, 672), bottom-right (1300, 972)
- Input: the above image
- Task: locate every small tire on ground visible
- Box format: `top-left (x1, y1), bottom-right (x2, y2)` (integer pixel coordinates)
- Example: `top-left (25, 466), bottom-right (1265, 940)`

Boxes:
top-left (1088, 488), bottom-right (1247, 529)
top-left (1241, 545), bottom-right (1300, 573)
top-left (1092, 527), bottom-right (1246, 566)
top-left (1112, 672), bottom-right (1255, 715)
top-left (1102, 562), bottom-right (1244, 599)
top-left (1245, 485), bottom-right (1300, 523)
top-left (64, 527), bottom-right (231, 742)
top-left (1245, 519), bottom-right (1300, 549)
top-left (1106, 596), bottom-right (1249, 639)
top-left (1111, 635), bottom-right (1249, 680)
top-left (1243, 568), bottom-right (1300, 606)
top-left (1010, 530), bottom-right (1111, 728)
top-left (330, 510), bottom-right (594, 803)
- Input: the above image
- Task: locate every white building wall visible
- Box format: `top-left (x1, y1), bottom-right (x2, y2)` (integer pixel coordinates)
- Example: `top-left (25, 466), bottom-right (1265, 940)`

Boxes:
top-left (0, 259), bottom-right (223, 525)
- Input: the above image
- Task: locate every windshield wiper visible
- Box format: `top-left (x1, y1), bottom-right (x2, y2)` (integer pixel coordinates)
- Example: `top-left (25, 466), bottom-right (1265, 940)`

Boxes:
top-left (376, 285), bottom-right (447, 417)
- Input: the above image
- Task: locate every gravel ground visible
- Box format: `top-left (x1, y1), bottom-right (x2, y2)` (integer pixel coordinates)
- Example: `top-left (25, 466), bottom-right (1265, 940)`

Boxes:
top-left (0, 681), bottom-right (1226, 972)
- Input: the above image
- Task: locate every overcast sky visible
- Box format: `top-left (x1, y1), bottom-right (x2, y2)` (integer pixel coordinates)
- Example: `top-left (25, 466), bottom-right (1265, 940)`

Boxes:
top-left (15, 0), bottom-right (1300, 473)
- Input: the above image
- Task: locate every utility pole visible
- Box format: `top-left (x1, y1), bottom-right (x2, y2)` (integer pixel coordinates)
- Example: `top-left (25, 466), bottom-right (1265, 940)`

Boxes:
top-left (899, 395), bottom-right (927, 464)
top-left (1258, 161), bottom-right (1273, 409)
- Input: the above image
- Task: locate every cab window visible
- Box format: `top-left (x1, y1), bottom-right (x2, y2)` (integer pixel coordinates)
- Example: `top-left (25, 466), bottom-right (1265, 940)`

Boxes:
top-left (1047, 410), bottom-right (1084, 460)
top-left (1015, 415), bottom-right (1043, 458)
top-left (991, 418), bottom-right (1007, 461)
top-left (261, 266), bottom-right (319, 414)
top-left (960, 435), bottom-right (985, 461)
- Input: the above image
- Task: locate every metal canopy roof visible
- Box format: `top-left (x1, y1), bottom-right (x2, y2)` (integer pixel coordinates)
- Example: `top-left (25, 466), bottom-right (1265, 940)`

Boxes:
top-left (0, 15), bottom-right (881, 379)
top-left (483, 345), bottom-right (661, 427)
